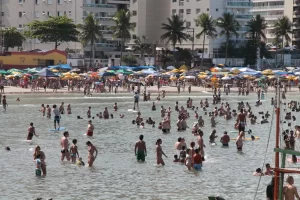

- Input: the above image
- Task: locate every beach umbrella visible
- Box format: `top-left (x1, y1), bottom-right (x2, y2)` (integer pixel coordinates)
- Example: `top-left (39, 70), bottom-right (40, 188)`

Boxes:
top-left (98, 67), bottom-right (108, 72)
top-left (171, 69), bottom-right (179, 73)
top-left (230, 68), bottom-right (240, 74)
top-left (0, 70), bottom-right (8, 75)
top-left (170, 76), bottom-right (177, 81)
top-left (221, 76), bottom-right (231, 80)
top-left (116, 69), bottom-right (133, 75)
top-left (100, 71), bottom-right (116, 77)
top-left (179, 65), bottom-right (188, 71)
top-left (268, 75), bottom-right (276, 79)
top-left (166, 66), bottom-right (175, 70)
top-left (185, 75), bottom-right (195, 79)
top-left (262, 69), bottom-right (274, 75)
top-left (34, 68), bottom-right (59, 77)
top-left (50, 68), bottom-right (59, 73)
top-left (7, 68), bottom-right (22, 73)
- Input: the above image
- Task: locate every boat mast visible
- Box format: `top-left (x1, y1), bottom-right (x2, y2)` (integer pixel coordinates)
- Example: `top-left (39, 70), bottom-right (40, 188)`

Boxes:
top-left (274, 78), bottom-right (281, 200)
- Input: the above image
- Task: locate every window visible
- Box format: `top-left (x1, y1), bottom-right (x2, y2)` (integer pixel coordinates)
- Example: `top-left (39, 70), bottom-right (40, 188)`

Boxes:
top-left (35, 11), bottom-right (39, 18)
top-left (172, 9), bottom-right (176, 15)
top-left (196, 0), bottom-right (200, 1)
top-left (19, 0), bottom-right (23, 4)
top-left (172, 0), bottom-right (177, 2)
top-left (57, 11), bottom-right (62, 16)
top-left (132, 34), bottom-right (137, 39)
top-left (19, 12), bottom-right (23, 18)
top-left (179, 9), bottom-right (184, 13)
top-left (115, 55), bottom-right (121, 58)
top-left (133, 0), bottom-right (137, 3)
top-left (1, 12), bottom-right (4, 16)
top-left (35, 0), bottom-right (39, 4)
top-left (207, 8), bottom-right (209, 11)
top-left (186, 9), bottom-right (191, 14)
top-left (58, 0), bottom-right (62, 4)
top-left (196, 9), bottom-right (200, 14)
top-left (47, 0), bottom-right (52, 4)
top-left (132, 10), bottom-right (137, 16)
top-left (64, 11), bottom-right (67, 15)
top-left (186, 21), bottom-right (191, 28)
top-left (47, 11), bottom-right (51, 16)
top-left (19, 24), bottom-right (23, 28)
top-left (216, 8), bottom-right (218, 12)
top-left (69, 11), bottom-right (71, 15)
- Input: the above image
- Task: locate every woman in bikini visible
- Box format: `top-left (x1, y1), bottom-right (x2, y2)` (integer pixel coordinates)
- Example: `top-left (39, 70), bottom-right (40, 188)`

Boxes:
top-left (86, 141), bottom-right (98, 167)
top-left (33, 146), bottom-right (46, 175)
top-left (86, 120), bottom-right (94, 137)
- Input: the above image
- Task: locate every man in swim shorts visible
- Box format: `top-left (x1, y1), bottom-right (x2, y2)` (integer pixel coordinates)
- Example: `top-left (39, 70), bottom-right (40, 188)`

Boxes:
top-left (193, 149), bottom-right (202, 171)
top-left (53, 104), bottom-right (60, 130)
top-left (236, 109), bottom-right (246, 132)
top-left (135, 135), bottom-right (147, 162)
top-left (133, 92), bottom-right (139, 110)
top-left (60, 131), bottom-right (70, 161)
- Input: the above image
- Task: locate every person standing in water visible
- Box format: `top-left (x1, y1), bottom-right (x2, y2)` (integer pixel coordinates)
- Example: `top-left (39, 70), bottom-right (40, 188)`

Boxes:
top-left (236, 109), bottom-right (246, 132)
top-left (283, 176), bottom-right (300, 200)
top-left (60, 131), bottom-right (70, 161)
top-left (70, 139), bottom-right (79, 163)
top-left (86, 120), bottom-right (94, 137)
top-left (133, 92), bottom-right (139, 110)
top-left (135, 135), bottom-right (147, 162)
top-left (86, 141), bottom-right (98, 167)
top-left (53, 104), bottom-right (61, 130)
top-left (59, 102), bottom-right (65, 114)
top-left (2, 95), bottom-right (7, 111)
top-left (27, 122), bottom-right (38, 140)
top-left (156, 139), bottom-right (167, 166)
top-left (236, 131), bottom-right (244, 151)
top-left (33, 146), bottom-right (46, 176)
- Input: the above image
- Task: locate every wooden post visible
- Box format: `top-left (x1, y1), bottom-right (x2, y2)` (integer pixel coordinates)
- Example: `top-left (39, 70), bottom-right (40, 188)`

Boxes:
top-left (274, 81), bottom-right (280, 200)
top-left (279, 153), bottom-right (286, 200)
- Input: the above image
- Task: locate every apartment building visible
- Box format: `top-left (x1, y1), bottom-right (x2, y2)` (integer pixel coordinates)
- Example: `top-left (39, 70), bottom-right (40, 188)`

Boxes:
top-left (128, 0), bottom-right (170, 47)
top-left (250, 0), bottom-right (285, 44)
top-left (1, 0), bottom-right (83, 51)
top-left (285, 0), bottom-right (300, 49)
top-left (83, 0), bottom-right (129, 66)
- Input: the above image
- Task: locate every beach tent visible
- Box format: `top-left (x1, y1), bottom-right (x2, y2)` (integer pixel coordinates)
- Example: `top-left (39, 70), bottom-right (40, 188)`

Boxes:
top-left (35, 68), bottom-right (59, 77)
top-left (48, 64), bottom-right (72, 70)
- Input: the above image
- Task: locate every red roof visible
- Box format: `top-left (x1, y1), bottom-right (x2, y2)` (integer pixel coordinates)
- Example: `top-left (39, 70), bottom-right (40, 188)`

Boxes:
top-left (10, 49), bottom-right (67, 56)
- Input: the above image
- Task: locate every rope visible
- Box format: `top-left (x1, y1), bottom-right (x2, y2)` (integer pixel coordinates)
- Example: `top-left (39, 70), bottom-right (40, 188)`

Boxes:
top-left (253, 105), bottom-right (276, 200)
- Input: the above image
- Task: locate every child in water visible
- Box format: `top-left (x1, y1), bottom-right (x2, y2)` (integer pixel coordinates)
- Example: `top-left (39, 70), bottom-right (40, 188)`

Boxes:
top-left (114, 103), bottom-right (118, 111)
top-left (70, 139), bottom-right (79, 163)
top-left (35, 154), bottom-right (42, 176)
top-left (76, 157), bottom-right (85, 166)
top-left (67, 104), bottom-right (72, 114)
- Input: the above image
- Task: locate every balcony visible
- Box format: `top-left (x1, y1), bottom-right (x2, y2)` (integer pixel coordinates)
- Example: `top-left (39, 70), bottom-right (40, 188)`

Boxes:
top-left (83, 4), bottom-right (117, 8)
top-left (293, 35), bottom-right (300, 41)
top-left (226, 1), bottom-right (253, 8)
top-left (251, 5), bottom-right (284, 12)
top-left (236, 26), bottom-right (250, 32)
top-left (263, 15), bottom-right (282, 20)
top-left (293, 22), bottom-right (300, 29)
top-left (107, 0), bottom-right (129, 4)
top-left (294, 11), bottom-right (300, 18)
top-left (235, 14), bottom-right (253, 20)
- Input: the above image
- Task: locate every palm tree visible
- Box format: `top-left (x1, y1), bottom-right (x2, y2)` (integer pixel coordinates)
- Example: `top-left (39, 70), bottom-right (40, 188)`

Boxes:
top-left (77, 13), bottom-right (103, 68)
top-left (273, 16), bottom-right (292, 66)
top-left (195, 13), bottom-right (217, 68)
top-left (246, 14), bottom-right (267, 42)
top-left (161, 15), bottom-right (188, 66)
top-left (132, 36), bottom-right (151, 65)
top-left (217, 13), bottom-right (240, 65)
top-left (111, 9), bottom-right (135, 65)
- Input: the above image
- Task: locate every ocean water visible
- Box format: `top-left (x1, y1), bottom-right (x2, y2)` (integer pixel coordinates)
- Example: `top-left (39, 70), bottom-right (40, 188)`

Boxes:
top-left (0, 92), bottom-right (299, 200)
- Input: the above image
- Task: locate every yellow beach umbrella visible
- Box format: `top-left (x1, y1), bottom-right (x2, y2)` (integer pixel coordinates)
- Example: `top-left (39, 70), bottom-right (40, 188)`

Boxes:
top-left (50, 69), bottom-right (59, 73)
top-left (268, 75), bottom-right (276, 79)
top-left (179, 69), bottom-right (187, 73)
top-left (179, 76), bottom-right (185, 80)
top-left (170, 77), bottom-right (177, 81)
top-left (231, 68), bottom-right (240, 74)
top-left (171, 69), bottom-right (179, 73)
top-left (286, 76), bottom-right (295, 80)
top-left (262, 69), bottom-right (274, 75)
top-left (179, 65), bottom-right (188, 71)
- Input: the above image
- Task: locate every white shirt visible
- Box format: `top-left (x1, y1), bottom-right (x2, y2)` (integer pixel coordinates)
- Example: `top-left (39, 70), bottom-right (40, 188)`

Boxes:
top-left (53, 108), bottom-right (60, 116)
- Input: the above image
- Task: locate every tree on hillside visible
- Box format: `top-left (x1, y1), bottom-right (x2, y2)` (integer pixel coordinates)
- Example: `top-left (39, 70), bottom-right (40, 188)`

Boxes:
top-left (161, 15), bottom-right (188, 66)
top-left (2, 28), bottom-right (25, 51)
top-left (77, 13), bottom-right (103, 67)
top-left (195, 13), bottom-right (217, 67)
top-left (27, 16), bottom-right (78, 49)
top-left (217, 13), bottom-right (240, 65)
top-left (111, 9), bottom-right (135, 65)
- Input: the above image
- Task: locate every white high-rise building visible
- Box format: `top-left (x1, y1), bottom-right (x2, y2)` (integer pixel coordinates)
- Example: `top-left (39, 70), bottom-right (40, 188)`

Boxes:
top-left (250, 0), bottom-right (285, 44)
top-left (129, 0), bottom-right (253, 60)
top-left (1, 0), bottom-right (83, 51)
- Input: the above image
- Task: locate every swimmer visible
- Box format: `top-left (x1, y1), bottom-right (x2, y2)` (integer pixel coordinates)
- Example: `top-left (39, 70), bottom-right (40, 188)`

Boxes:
top-left (16, 98), bottom-right (20, 102)
top-left (236, 131), bottom-right (244, 151)
top-left (120, 114), bottom-right (125, 118)
top-left (110, 114), bottom-right (114, 119)
top-left (2, 95), bottom-right (7, 111)
top-left (39, 104), bottom-right (46, 116)
top-left (5, 146), bottom-right (10, 151)
top-left (86, 120), bottom-right (94, 137)
top-left (70, 139), bottom-right (79, 163)
top-left (60, 131), bottom-right (70, 161)
top-left (27, 122), bottom-right (38, 140)
top-left (193, 149), bottom-right (202, 171)
top-left (283, 176), bottom-right (300, 200)
top-left (253, 168), bottom-right (264, 176)
top-left (67, 104), bottom-right (72, 114)
top-left (152, 102), bottom-right (156, 111)
top-left (87, 106), bottom-right (91, 118)
top-left (185, 149), bottom-right (192, 170)
top-left (133, 92), bottom-right (139, 110)
top-left (76, 157), bottom-right (85, 166)
top-left (264, 163), bottom-right (274, 175)
top-left (103, 107), bottom-right (109, 119)
top-left (33, 146), bottom-right (46, 175)
top-left (59, 102), bottom-right (65, 114)
top-left (220, 131), bottom-right (230, 146)
top-left (209, 130), bottom-right (218, 144)
top-left (173, 155), bottom-right (180, 162)
top-left (35, 154), bottom-right (42, 176)
top-left (114, 102), bottom-right (118, 111)
top-left (156, 139), bottom-right (167, 166)
top-left (135, 135), bottom-right (147, 162)
top-left (53, 104), bottom-right (60, 130)
top-left (46, 105), bottom-right (51, 118)
top-left (140, 122), bottom-right (145, 129)
top-left (86, 141), bottom-right (98, 167)
top-left (235, 109), bottom-right (246, 132)
top-left (179, 146), bottom-right (186, 163)
top-left (99, 112), bottom-right (103, 119)
top-left (197, 131), bottom-right (205, 160)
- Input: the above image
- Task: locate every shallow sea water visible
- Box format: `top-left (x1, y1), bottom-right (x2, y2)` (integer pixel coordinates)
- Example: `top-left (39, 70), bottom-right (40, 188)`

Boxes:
top-left (1, 91), bottom-right (299, 200)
